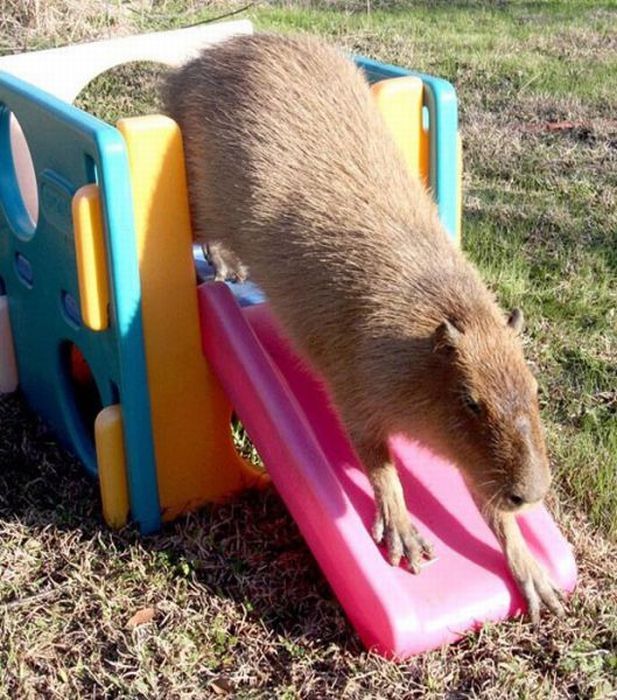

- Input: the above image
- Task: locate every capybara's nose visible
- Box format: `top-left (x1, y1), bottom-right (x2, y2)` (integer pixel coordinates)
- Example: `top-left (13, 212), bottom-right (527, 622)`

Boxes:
top-left (507, 493), bottom-right (526, 508)
top-left (507, 475), bottom-right (550, 508)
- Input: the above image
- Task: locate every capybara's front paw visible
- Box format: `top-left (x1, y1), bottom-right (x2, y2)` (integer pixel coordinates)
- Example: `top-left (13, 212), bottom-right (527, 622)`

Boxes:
top-left (508, 546), bottom-right (566, 624)
top-left (372, 509), bottom-right (434, 574)
top-left (365, 457), bottom-right (434, 573)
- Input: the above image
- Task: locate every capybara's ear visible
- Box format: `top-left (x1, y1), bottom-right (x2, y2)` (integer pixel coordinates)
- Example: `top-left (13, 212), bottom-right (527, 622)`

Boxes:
top-left (507, 308), bottom-right (524, 334)
top-left (433, 319), bottom-right (462, 354)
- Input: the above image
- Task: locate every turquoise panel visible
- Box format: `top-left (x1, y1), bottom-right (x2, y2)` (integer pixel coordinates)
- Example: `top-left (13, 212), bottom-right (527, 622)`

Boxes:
top-left (354, 56), bottom-right (460, 241)
top-left (0, 72), bottom-right (160, 533)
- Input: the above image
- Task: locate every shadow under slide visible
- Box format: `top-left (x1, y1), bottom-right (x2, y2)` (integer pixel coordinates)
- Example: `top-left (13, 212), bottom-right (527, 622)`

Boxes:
top-left (197, 281), bottom-right (577, 658)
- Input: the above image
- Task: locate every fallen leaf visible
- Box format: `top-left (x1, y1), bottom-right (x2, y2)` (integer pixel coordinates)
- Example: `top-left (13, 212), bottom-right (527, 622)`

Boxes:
top-left (520, 120), bottom-right (590, 135)
top-left (126, 607), bottom-right (156, 628)
top-left (210, 676), bottom-right (234, 695)
top-left (545, 120), bottom-right (581, 131)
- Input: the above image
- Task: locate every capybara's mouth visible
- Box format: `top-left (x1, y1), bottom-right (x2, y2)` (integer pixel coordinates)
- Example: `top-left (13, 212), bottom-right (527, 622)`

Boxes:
top-left (498, 498), bottom-right (523, 513)
top-left (496, 492), bottom-right (540, 514)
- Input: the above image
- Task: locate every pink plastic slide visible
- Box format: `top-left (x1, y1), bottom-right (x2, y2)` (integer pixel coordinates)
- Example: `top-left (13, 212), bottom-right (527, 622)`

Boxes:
top-left (198, 282), bottom-right (577, 658)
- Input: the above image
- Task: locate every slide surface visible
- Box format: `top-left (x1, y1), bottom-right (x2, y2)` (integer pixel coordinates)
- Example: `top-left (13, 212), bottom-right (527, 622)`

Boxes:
top-left (198, 282), bottom-right (577, 658)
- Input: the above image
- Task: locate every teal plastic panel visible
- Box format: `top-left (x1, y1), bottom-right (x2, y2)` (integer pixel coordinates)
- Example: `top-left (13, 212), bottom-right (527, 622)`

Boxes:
top-left (0, 72), bottom-right (160, 533)
top-left (354, 56), bottom-right (459, 241)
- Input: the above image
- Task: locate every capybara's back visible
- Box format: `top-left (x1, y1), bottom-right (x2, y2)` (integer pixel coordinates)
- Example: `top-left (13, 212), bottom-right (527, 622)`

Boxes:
top-left (164, 33), bottom-right (565, 621)
top-left (164, 34), bottom-right (450, 366)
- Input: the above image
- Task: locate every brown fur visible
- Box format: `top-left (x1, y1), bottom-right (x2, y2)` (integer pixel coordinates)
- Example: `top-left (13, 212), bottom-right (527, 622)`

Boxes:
top-left (164, 33), bottom-right (565, 620)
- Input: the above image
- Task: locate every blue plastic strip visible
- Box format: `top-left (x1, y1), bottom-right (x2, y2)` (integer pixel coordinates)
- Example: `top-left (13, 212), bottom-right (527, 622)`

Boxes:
top-left (353, 55), bottom-right (459, 241)
top-left (95, 127), bottom-right (162, 534)
top-left (0, 72), bottom-right (161, 533)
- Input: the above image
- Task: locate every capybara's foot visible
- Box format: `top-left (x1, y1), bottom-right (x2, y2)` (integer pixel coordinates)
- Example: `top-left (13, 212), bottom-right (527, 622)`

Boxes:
top-left (372, 508), bottom-right (434, 573)
top-left (507, 540), bottom-right (565, 624)
top-left (205, 242), bottom-right (249, 283)
top-left (486, 507), bottom-right (566, 623)
top-left (362, 447), bottom-right (434, 573)
top-left (215, 260), bottom-right (248, 284)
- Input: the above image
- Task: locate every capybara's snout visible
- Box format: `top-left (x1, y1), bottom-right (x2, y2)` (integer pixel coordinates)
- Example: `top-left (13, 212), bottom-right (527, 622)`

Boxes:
top-left (505, 461), bottom-right (552, 510)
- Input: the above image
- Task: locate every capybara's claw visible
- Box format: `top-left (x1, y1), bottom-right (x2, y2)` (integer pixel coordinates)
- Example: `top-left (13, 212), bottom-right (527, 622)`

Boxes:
top-left (526, 575), bottom-right (566, 625)
top-left (401, 524), bottom-right (434, 574)
top-left (509, 547), bottom-right (566, 624)
top-left (207, 242), bottom-right (248, 283)
top-left (372, 511), bottom-right (433, 574)
top-left (231, 263), bottom-right (249, 283)
top-left (213, 261), bottom-right (247, 283)
top-left (371, 512), bottom-right (385, 544)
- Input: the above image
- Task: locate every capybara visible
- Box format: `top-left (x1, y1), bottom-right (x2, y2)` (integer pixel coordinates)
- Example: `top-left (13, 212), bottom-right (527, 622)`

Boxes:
top-left (164, 33), bottom-right (565, 622)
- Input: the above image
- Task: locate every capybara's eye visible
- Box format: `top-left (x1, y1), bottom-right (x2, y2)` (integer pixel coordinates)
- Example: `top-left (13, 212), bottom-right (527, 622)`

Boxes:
top-left (462, 393), bottom-right (482, 417)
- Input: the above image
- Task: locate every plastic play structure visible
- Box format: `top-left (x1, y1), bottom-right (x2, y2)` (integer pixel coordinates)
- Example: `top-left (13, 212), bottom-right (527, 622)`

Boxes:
top-left (0, 21), bottom-right (576, 657)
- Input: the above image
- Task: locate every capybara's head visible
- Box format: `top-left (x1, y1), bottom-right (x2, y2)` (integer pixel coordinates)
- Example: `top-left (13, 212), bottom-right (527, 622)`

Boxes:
top-left (426, 308), bottom-right (551, 512)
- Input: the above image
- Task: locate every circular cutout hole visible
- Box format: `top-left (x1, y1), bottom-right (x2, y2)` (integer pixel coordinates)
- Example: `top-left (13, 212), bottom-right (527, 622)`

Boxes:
top-left (74, 61), bottom-right (166, 123)
top-left (231, 413), bottom-right (264, 470)
top-left (62, 342), bottom-right (103, 444)
top-left (0, 109), bottom-right (39, 238)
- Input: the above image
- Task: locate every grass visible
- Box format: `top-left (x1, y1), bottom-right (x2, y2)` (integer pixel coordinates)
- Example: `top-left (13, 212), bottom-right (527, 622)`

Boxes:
top-left (1, 0), bottom-right (616, 697)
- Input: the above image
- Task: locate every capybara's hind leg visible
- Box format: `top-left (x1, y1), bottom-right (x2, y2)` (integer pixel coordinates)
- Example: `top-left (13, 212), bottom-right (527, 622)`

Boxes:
top-left (205, 241), bottom-right (249, 283)
top-left (357, 440), bottom-right (434, 573)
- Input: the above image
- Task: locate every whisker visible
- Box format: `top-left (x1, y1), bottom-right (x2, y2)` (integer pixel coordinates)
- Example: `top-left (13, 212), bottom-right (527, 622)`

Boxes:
top-left (481, 484), bottom-right (505, 518)
top-left (476, 479), bottom-right (498, 489)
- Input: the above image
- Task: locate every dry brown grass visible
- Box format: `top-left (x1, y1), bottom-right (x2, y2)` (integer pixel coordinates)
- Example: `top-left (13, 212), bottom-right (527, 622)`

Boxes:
top-left (1, 394), bottom-right (615, 698)
top-left (0, 1), bottom-right (261, 54)
top-left (0, 0), bottom-right (135, 52)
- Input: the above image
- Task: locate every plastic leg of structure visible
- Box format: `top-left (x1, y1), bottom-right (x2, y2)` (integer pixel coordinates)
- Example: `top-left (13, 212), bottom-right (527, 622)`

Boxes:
top-left (95, 404), bottom-right (129, 529)
top-left (0, 295), bottom-right (18, 393)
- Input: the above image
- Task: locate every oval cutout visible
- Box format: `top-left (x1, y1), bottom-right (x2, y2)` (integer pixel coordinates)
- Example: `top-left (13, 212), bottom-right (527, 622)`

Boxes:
top-left (61, 342), bottom-right (103, 444)
top-left (74, 61), bottom-right (165, 122)
top-left (0, 109), bottom-right (39, 239)
top-left (14, 252), bottom-right (33, 288)
top-left (61, 290), bottom-right (82, 328)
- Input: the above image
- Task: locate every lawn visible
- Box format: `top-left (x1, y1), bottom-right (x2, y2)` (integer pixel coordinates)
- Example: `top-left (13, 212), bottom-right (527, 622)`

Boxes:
top-left (0, 1), bottom-right (615, 697)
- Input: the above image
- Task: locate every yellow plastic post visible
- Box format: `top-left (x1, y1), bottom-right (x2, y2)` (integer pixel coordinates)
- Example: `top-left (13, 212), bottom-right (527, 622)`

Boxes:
top-left (72, 184), bottom-right (110, 331)
top-left (371, 76), bottom-right (427, 185)
top-left (371, 76), bottom-right (461, 243)
top-left (117, 115), bottom-right (267, 522)
top-left (95, 405), bottom-right (129, 529)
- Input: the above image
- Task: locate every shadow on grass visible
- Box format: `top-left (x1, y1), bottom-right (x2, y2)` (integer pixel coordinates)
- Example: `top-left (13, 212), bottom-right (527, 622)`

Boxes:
top-left (0, 392), bottom-right (358, 651)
